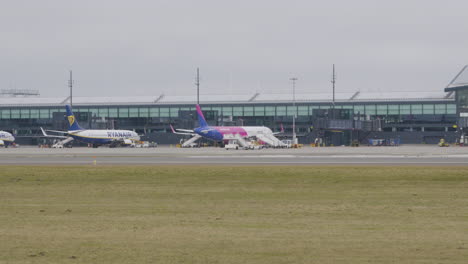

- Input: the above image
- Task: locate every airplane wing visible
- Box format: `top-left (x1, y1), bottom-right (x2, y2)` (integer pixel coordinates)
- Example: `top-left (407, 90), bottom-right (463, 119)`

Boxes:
top-left (44, 129), bottom-right (69, 134)
top-left (40, 127), bottom-right (69, 139)
top-left (170, 125), bottom-right (196, 135)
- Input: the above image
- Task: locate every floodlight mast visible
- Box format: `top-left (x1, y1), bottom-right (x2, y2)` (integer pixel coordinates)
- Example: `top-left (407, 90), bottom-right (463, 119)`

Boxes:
top-left (290, 77), bottom-right (298, 145)
top-left (331, 64), bottom-right (336, 109)
top-left (196, 68), bottom-right (200, 105)
top-left (69, 70), bottom-right (73, 107)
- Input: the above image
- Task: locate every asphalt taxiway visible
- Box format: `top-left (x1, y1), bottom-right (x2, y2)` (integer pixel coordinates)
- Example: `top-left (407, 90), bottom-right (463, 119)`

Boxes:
top-left (1, 145), bottom-right (468, 165)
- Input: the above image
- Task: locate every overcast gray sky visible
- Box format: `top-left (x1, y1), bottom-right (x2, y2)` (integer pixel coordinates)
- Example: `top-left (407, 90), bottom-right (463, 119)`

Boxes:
top-left (1, 0), bottom-right (467, 97)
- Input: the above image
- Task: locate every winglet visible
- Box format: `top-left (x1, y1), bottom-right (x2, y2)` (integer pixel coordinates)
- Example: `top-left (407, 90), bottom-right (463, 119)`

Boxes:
top-left (170, 124), bottom-right (176, 133)
top-left (195, 104), bottom-right (208, 127)
top-left (40, 127), bottom-right (48, 137)
top-left (280, 123), bottom-right (284, 133)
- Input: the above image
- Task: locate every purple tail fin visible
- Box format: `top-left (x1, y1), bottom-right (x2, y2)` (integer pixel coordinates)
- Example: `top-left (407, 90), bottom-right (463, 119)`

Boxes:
top-left (195, 105), bottom-right (208, 127)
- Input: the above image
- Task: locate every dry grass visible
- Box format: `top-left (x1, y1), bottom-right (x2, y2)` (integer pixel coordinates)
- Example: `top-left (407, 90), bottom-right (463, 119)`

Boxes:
top-left (0, 166), bottom-right (468, 263)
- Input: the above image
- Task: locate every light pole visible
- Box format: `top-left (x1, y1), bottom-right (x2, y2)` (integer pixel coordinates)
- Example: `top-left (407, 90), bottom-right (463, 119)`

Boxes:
top-left (69, 70), bottom-right (73, 107)
top-left (290, 77), bottom-right (298, 145)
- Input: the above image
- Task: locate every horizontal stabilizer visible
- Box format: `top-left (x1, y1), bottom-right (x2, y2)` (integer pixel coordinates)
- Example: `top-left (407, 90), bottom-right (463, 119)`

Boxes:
top-left (40, 127), bottom-right (69, 139)
top-left (170, 125), bottom-right (196, 135)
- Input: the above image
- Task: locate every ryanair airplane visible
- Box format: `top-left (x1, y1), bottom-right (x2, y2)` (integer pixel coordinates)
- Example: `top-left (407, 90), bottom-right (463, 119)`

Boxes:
top-left (41, 105), bottom-right (140, 148)
top-left (0, 130), bottom-right (15, 148)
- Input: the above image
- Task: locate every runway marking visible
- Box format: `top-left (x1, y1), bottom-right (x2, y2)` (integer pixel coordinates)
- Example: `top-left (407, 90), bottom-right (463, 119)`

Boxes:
top-left (1, 160), bottom-right (468, 165)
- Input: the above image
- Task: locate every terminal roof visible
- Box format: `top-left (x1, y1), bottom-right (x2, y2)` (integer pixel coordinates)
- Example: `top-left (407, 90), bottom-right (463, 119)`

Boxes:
top-left (0, 91), bottom-right (455, 107)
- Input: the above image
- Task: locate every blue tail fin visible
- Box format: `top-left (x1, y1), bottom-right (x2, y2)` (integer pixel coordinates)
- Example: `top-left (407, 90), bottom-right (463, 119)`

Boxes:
top-left (195, 104), bottom-right (208, 127)
top-left (65, 105), bottom-right (83, 131)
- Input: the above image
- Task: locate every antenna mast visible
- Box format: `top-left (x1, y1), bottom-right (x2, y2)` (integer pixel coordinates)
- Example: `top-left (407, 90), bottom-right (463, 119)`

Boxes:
top-left (331, 64), bottom-right (336, 109)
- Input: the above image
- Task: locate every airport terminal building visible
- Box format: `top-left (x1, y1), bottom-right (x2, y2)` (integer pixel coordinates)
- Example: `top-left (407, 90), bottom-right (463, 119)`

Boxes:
top-left (0, 89), bottom-right (461, 145)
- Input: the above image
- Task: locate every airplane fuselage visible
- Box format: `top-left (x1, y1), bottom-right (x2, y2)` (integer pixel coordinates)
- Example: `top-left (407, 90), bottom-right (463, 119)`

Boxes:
top-left (68, 130), bottom-right (140, 145)
top-left (0, 131), bottom-right (15, 147)
top-left (194, 126), bottom-right (273, 142)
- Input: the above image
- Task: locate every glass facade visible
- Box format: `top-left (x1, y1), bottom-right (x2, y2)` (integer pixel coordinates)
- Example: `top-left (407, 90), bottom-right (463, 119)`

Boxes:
top-left (0, 103), bottom-right (457, 120)
top-left (457, 90), bottom-right (468, 110)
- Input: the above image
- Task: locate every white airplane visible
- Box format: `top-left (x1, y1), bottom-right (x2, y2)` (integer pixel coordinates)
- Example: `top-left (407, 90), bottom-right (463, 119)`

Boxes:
top-left (41, 105), bottom-right (140, 148)
top-left (0, 131), bottom-right (15, 148)
top-left (171, 104), bottom-right (287, 149)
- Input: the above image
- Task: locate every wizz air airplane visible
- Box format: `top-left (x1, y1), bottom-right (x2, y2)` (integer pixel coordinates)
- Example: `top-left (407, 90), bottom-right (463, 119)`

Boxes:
top-left (41, 105), bottom-right (140, 148)
top-left (171, 105), bottom-right (286, 148)
top-left (0, 131), bottom-right (15, 148)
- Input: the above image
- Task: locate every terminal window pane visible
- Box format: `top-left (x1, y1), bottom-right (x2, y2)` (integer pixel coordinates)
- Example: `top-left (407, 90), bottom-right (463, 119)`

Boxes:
top-left (264, 106), bottom-right (275, 116)
top-left (159, 108), bottom-right (169, 117)
top-left (422, 104), bottom-right (434, 115)
top-left (447, 104), bottom-right (456, 114)
top-left (98, 108), bottom-right (109, 117)
top-left (341, 105), bottom-right (353, 109)
top-left (400, 105), bottom-right (410, 114)
top-left (11, 109), bottom-right (20, 119)
top-left (119, 108), bottom-right (129, 118)
top-left (365, 105), bottom-right (376, 115)
top-left (243, 106), bottom-right (254, 116)
top-left (254, 106), bottom-right (265, 116)
top-left (129, 108), bottom-right (139, 117)
top-left (39, 109), bottom-right (49, 119)
top-left (170, 107), bottom-right (179, 117)
top-left (434, 104), bottom-right (446, 114)
top-left (88, 108), bottom-right (98, 116)
top-left (388, 105), bottom-right (399, 115)
top-left (354, 105), bottom-right (364, 115)
top-left (308, 106), bottom-right (317, 115)
top-left (222, 106), bottom-right (232, 116)
top-left (457, 90), bottom-right (468, 109)
top-left (109, 108), bottom-right (118, 118)
top-left (108, 108), bottom-right (117, 117)
top-left (298, 106), bottom-right (308, 116)
top-left (411, 104), bottom-right (422, 114)
top-left (233, 107), bottom-right (243, 116)
top-left (211, 107), bottom-right (221, 114)
top-left (88, 108), bottom-right (98, 118)
top-left (288, 106), bottom-right (298, 116)
top-left (149, 107), bottom-right (159, 117)
top-left (50, 109), bottom-right (61, 116)
top-left (139, 108), bottom-right (149, 117)
top-left (1, 109), bottom-right (10, 119)
top-left (20, 109), bottom-right (30, 118)
top-left (376, 105), bottom-right (387, 115)
top-left (30, 109), bottom-right (39, 118)
top-left (276, 106), bottom-right (286, 116)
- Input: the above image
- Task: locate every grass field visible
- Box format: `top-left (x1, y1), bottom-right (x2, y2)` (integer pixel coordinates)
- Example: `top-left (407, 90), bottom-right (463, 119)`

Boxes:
top-left (0, 166), bottom-right (467, 263)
